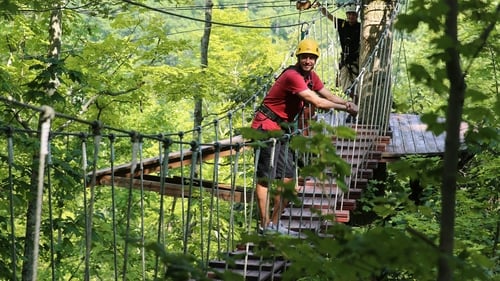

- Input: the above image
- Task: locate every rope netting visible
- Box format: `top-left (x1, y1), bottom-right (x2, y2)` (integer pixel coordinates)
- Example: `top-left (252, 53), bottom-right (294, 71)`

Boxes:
top-left (0, 1), bottom-right (401, 280)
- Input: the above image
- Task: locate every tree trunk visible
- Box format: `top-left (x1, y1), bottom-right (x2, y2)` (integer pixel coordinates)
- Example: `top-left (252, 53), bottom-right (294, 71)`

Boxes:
top-left (195, 0), bottom-right (213, 134)
top-left (438, 0), bottom-right (462, 280)
top-left (46, 5), bottom-right (62, 96)
top-left (22, 155), bottom-right (41, 281)
top-left (359, 0), bottom-right (394, 132)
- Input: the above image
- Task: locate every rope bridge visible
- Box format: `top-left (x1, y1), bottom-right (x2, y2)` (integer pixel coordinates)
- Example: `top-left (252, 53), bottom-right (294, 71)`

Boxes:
top-left (0, 1), bottom-right (401, 280)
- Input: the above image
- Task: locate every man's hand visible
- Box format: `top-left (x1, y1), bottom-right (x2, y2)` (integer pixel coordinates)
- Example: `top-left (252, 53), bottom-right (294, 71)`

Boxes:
top-left (296, 1), bottom-right (320, 11)
top-left (346, 101), bottom-right (358, 116)
top-left (296, 1), bottom-right (312, 11)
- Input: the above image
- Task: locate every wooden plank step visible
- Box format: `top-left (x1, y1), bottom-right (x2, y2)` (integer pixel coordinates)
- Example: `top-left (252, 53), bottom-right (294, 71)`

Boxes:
top-left (276, 220), bottom-right (322, 232)
top-left (297, 185), bottom-right (342, 197)
top-left (333, 135), bottom-right (380, 142)
top-left (300, 178), bottom-right (340, 186)
top-left (376, 136), bottom-right (392, 144)
top-left (226, 250), bottom-right (286, 260)
top-left (361, 159), bottom-right (379, 169)
top-left (373, 142), bottom-right (388, 151)
top-left (339, 154), bottom-right (382, 163)
top-left (336, 150), bottom-right (382, 159)
top-left (335, 146), bottom-right (372, 153)
top-left (333, 141), bottom-right (376, 149)
top-left (209, 259), bottom-right (287, 272)
top-left (346, 188), bottom-right (362, 199)
top-left (332, 210), bottom-right (350, 223)
top-left (210, 268), bottom-right (272, 281)
top-left (341, 158), bottom-right (379, 168)
top-left (347, 179), bottom-right (368, 190)
top-left (297, 185), bottom-right (362, 199)
top-left (281, 207), bottom-right (350, 223)
top-left (300, 197), bottom-right (356, 210)
top-left (307, 176), bottom-right (368, 188)
top-left (347, 124), bottom-right (381, 130)
top-left (354, 168), bottom-right (373, 178)
top-left (281, 207), bottom-right (322, 219)
top-left (299, 196), bottom-right (344, 209)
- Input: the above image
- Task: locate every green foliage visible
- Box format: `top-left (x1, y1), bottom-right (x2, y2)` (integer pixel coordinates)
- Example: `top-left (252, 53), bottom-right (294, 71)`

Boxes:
top-left (1, 0), bottom-right (498, 280)
top-left (144, 242), bottom-right (212, 281)
top-left (392, 0), bottom-right (499, 122)
top-left (354, 153), bottom-right (499, 280)
top-left (291, 121), bottom-right (355, 187)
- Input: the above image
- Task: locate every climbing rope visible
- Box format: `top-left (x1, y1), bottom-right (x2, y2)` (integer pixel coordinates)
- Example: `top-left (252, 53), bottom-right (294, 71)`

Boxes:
top-left (108, 134), bottom-right (119, 281)
top-left (32, 106), bottom-right (55, 281)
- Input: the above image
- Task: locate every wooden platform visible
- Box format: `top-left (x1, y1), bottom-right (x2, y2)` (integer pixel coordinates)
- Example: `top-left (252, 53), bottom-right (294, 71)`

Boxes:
top-left (382, 113), bottom-right (468, 161)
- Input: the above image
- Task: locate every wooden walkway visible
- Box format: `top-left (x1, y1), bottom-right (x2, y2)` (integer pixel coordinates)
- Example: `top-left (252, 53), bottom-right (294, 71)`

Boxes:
top-left (90, 113), bottom-right (464, 208)
top-left (89, 112), bottom-right (468, 281)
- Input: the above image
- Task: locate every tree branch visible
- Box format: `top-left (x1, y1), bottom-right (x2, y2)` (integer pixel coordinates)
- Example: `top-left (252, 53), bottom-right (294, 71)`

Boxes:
top-left (463, 4), bottom-right (500, 75)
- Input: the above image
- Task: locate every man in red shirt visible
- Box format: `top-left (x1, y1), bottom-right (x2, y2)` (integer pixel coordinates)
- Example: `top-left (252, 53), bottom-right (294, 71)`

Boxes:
top-left (251, 38), bottom-right (357, 236)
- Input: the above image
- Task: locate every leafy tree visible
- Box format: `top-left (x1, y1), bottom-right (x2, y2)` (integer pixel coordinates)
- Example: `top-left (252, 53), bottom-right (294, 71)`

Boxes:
top-left (1, 0), bottom-right (497, 280)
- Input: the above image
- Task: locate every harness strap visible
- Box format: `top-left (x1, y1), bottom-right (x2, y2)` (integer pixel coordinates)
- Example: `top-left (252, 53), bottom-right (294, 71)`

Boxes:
top-left (257, 66), bottom-right (314, 132)
top-left (257, 104), bottom-right (285, 125)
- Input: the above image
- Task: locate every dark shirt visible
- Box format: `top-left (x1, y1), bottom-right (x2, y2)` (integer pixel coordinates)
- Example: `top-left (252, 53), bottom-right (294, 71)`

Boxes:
top-left (336, 18), bottom-right (361, 65)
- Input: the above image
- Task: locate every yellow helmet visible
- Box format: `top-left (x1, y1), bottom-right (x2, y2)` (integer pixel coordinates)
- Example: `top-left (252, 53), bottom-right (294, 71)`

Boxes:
top-left (295, 39), bottom-right (320, 57)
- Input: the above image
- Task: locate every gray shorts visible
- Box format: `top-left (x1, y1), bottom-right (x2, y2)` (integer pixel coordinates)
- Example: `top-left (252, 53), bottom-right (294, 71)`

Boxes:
top-left (255, 138), bottom-right (295, 184)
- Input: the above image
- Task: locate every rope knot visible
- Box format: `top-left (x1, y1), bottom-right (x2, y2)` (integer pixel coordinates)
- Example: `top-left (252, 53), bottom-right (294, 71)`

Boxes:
top-left (213, 142), bottom-right (221, 150)
top-left (163, 137), bottom-right (173, 148)
top-left (91, 121), bottom-right (103, 136)
top-left (5, 126), bottom-right (13, 137)
top-left (129, 131), bottom-right (141, 143)
top-left (190, 140), bottom-right (199, 151)
top-left (79, 132), bottom-right (87, 142)
top-left (39, 105), bottom-right (55, 122)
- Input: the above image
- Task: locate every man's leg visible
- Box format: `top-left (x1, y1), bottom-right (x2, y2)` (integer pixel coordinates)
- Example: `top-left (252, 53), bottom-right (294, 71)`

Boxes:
top-left (347, 63), bottom-right (359, 104)
top-left (255, 182), bottom-right (271, 228)
top-left (270, 177), bottom-right (294, 225)
top-left (339, 66), bottom-right (351, 94)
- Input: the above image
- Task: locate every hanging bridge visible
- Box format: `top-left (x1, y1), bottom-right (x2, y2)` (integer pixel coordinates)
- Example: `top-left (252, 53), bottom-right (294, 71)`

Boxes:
top-left (0, 1), bottom-right (467, 280)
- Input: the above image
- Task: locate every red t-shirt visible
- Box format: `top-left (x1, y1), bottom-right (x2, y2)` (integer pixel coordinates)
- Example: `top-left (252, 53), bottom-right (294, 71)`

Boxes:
top-left (251, 67), bottom-right (324, 131)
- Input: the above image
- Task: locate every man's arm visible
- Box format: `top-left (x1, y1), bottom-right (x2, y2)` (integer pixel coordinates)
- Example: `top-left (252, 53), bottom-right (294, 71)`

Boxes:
top-left (297, 88), bottom-right (358, 115)
top-left (318, 5), bottom-right (335, 21)
top-left (316, 87), bottom-right (347, 104)
top-left (317, 87), bottom-right (358, 115)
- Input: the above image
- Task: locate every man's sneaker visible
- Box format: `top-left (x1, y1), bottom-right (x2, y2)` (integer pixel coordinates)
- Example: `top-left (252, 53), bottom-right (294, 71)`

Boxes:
top-left (265, 222), bottom-right (300, 237)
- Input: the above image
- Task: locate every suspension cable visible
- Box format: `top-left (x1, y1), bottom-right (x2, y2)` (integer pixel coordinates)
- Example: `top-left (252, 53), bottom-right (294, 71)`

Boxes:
top-left (108, 134), bottom-right (119, 281)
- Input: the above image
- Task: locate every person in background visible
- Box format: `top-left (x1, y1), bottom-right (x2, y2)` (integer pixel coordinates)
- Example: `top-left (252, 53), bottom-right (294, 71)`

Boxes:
top-left (318, 2), bottom-right (361, 101)
top-left (251, 38), bottom-right (358, 236)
